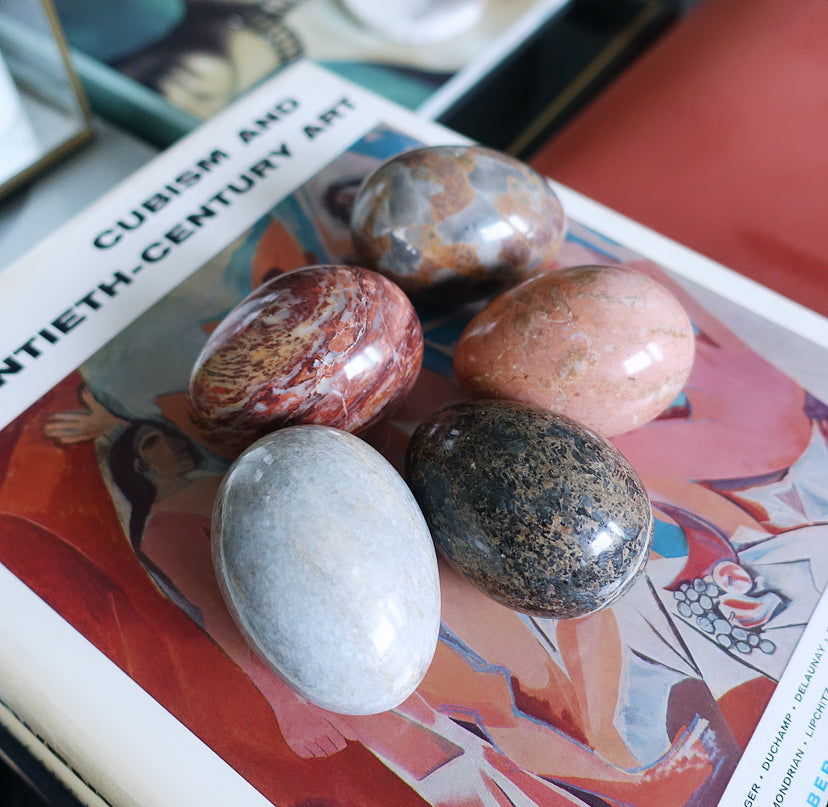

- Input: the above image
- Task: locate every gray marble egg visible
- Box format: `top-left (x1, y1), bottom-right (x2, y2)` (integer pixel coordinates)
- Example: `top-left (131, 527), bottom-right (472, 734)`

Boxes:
top-left (405, 399), bottom-right (653, 618)
top-left (350, 145), bottom-right (566, 305)
top-left (212, 425), bottom-right (441, 714)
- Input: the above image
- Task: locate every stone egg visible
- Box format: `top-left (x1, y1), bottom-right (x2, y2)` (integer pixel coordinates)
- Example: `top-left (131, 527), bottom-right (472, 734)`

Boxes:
top-left (405, 399), bottom-right (653, 618)
top-left (212, 424), bottom-right (441, 715)
top-left (453, 264), bottom-right (695, 437)
top-left (189, 264), bottom-right (423, 456)
top-left (350, 144), bottom-right (566, 305)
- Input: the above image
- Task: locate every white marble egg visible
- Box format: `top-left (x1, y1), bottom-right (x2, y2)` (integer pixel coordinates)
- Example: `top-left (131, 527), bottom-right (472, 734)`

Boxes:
top-left (212, 424), bottom-right (441, 715)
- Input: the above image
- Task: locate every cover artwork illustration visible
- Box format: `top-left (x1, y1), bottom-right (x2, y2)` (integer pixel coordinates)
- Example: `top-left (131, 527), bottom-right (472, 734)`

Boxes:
top-left (1, 125), bottom-right (827, 806)
top-left (53, 0), bottom-right (550, 120)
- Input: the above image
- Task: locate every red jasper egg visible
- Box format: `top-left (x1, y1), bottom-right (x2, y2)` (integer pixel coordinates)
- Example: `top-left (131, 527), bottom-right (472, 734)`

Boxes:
top-left (189, 264), bottom-right (423, 456)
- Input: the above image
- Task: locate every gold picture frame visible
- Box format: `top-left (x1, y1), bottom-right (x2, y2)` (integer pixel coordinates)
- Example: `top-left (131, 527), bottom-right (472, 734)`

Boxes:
top-left (0, 0), bottom-right (94, 200)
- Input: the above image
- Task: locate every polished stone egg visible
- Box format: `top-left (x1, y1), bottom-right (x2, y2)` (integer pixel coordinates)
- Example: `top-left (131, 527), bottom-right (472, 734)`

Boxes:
top-left (405, 399), bottom-right (653, 618)
top-left (189, 264), bottom-right (423, 457)
top-left (212, 425), bottom-right (441, 715)
top-left (350, 145), bottom-right (566, 305)
top-left (453, 264), bottom-right (695, 437)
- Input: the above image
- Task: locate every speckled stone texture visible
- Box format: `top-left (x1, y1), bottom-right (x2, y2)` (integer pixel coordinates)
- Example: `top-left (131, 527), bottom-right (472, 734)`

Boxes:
top-left (453, 264), bottom-right (695, 437)
top-left (212, 425), bottom-right (441, 715)
top-left (405, 399), bottom-right (653, 618)
top-left (350, 145), bottom-right (566, 305)
top-left (189, 264), bottom-right (423, 457)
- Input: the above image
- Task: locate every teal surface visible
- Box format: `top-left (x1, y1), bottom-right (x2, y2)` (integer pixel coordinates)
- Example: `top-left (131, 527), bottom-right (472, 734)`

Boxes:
top-left (54, 0), bottom-right (185, 62)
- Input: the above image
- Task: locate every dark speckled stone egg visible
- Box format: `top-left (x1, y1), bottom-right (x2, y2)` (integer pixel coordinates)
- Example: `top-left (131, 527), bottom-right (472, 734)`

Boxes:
top-left (350, 145), bottom-right (566, 305)
top-left (405, 399), bottom-right (653, 618)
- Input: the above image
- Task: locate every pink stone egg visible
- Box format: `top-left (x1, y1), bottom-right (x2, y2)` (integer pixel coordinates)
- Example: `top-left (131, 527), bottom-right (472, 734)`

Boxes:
top-left (453, 264), bottom-right (695, 437)
top-left (189, 265), bottom-right (423, 456)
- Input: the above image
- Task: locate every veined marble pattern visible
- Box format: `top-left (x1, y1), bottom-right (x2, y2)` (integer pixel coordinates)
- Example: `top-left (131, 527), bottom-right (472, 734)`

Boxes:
top-left (350, 145), bottom-right (566, 305)
top-left (189, 264), bottom-right (423, 456)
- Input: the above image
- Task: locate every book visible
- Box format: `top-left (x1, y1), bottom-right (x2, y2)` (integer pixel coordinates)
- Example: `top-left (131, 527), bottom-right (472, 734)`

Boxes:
top-left (1, 59), bottom-right (828, 806)
top-left (0, 116), bottom-right (158, 272)
top-left (50, 0), bottom-right (570, 148)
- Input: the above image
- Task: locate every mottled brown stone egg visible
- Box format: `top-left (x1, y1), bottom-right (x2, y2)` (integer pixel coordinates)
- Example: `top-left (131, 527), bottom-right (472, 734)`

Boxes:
top-left (189, 264), bottom-right (423, 457)
top-left (405, 399), bottom-right (653, 618)
top-left (350, 145), bottom-right (566, 305)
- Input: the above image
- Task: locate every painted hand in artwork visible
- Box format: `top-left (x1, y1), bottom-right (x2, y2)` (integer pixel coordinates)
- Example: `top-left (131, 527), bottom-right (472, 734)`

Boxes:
top-left (41, 385), bottom-right (126, 444)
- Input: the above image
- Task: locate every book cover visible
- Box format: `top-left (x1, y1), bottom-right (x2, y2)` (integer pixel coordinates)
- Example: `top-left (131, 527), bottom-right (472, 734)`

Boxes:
top-left (51, 0), bottom-right (569, 147)
top-left (1, 60), bottom-right (827, 806)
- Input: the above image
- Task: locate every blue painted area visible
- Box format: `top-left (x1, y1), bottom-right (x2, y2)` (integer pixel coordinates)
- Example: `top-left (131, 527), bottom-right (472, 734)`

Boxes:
top-left (273, 196), bottom-right (332, 264)
top-left (564, 230), bottom-right (624, 262)
top-left (652, 517), bottom-right (688, 559)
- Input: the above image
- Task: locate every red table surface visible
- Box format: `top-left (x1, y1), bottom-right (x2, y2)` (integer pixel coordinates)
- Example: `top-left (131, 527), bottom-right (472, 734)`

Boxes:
top-left (530, 0), bottom-right (828, 319)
